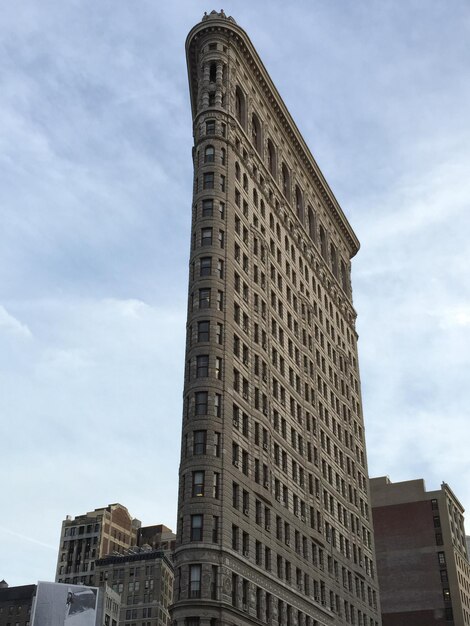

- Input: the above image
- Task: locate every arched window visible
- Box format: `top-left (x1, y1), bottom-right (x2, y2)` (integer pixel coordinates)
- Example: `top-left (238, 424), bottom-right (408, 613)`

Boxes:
top-left (295, 186), bottom-right (304, 223)
top-left (235, 86), bottom-right (246, 129)
top-left (204, 145), bottom-right (215, 163)
top-left (340, 260), bottom-right (348, 293)
top-left (267, 138), bottom-right (277, 178)
top-left (307, 206), bottom-right (316, 241)
top-left (319, 225), bottom-right (327, 260)
top-left (252, 113), bottom-right (262, 154)
top-left (235, 162), bottom-right (241, 181)
top-left (330, 244), bottom-right (338, 277)
top-left (282, 163), bottom-right (291, 202)
top-left (209, 62), bottom-right (217, 83)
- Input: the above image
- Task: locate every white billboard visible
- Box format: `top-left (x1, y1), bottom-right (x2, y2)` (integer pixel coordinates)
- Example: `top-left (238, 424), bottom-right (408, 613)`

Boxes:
top-left (31, 581), bottom-right (99, 626)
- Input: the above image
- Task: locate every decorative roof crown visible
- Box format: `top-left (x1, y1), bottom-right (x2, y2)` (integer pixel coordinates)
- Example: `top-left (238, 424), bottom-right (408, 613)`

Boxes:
top-left (202, 9), bottom-right (236, 23)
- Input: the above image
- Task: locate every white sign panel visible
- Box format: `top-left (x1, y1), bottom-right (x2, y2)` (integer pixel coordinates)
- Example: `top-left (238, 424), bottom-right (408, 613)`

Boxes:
top-left (32, 581), bottom-right (98, 626)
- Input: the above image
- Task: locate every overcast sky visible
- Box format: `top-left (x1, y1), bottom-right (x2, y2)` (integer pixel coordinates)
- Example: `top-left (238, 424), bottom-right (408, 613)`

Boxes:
top-left (1, 1), bottom-right (469, 586)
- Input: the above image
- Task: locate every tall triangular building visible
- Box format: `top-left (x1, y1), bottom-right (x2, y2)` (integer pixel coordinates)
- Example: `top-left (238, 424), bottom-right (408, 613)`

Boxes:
top-left (172, 11), bottom-right (382, 626)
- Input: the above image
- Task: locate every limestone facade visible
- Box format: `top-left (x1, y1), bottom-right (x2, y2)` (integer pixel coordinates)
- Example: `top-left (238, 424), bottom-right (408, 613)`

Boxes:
top-left (172, 11), bottom-right (381, 626)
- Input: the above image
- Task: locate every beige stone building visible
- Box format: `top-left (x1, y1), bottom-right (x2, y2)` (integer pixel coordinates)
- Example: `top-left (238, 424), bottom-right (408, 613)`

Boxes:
top-left (371, 476), bottom-right (470, 626)
top-left (55, 503), bottom-right (141, 586)
top-left (172, 10), bottom-right (381, 626)
top-left (95, 547), bottom-right (174, 626)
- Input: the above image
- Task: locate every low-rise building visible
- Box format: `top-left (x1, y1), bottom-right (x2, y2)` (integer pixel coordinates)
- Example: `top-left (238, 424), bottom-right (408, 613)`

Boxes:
top-left (0, 581), bottom-right (36, 626)
top-left (95, 547), bottom-right (173, 626)
top-left (137, 525), bottom-right (176, 557)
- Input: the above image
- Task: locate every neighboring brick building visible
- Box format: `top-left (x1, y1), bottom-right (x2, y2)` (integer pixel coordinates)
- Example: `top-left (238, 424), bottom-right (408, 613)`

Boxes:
top-left (172, 10), bottom-right (382, 626)
top-left (0, 582), bottom-right (35, 626)
top-left (95, 547), bottom-right (174, 626)
top-left (55, 503), bottom-right (141, 586)
top-left (370, 476), bottom-right (470, 626)
top-left (138, 524), bottom-right (176, 556)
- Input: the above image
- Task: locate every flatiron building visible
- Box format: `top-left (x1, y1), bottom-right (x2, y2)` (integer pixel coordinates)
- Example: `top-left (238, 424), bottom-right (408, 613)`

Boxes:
top-left (172, 10), bottom-right (381, 626)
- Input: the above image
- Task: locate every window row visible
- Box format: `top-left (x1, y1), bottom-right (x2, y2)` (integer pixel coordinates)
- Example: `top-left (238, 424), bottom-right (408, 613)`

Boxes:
top-left (195, 171), bottom-right (226, 192)
top-left (183, 470), bottom-right (221, 499)
top-left (183, 429), bottom-right (221, 458)
top-left (179, 561), bottom-right (375, 626)
top-left (192, 255), bottom-right (224, 279)
top-left (187, 354), bottom-right (223, 380)
top-left (233, 102), bottom-right (351, 293)
top-left (196, 143), bottom-right (226, 165)
top-left (184, 391), bottom-right (222, 419)
top-left (193, 197), bottom-right (225, 220)
top-left (190, 288), bottom-right (224, 311)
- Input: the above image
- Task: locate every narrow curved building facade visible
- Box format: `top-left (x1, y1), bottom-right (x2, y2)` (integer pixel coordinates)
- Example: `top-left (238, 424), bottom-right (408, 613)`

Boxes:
top-left (172, 11), bottom-right (381, 626)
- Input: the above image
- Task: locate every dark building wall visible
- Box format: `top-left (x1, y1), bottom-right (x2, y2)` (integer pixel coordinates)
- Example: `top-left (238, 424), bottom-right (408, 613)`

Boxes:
top-left (0, 585), bottom-right (36, 626)
top-left (373, 500), bottom-right (446, 624)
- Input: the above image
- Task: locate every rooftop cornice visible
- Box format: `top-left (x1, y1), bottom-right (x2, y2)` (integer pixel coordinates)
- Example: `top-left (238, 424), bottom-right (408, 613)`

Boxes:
top-left (186, 12), bottom-right (360, 258)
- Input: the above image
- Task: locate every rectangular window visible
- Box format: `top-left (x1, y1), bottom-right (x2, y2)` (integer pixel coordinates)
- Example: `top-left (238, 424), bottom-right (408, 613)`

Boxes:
top-left (214, 432), bottom-right (221, 456)
top-left (206, 120), bottom-right (215, 134)
top-left (212, 516), bottom-right (219, 543)
top-left (208, 565), bottom-right (217, 602)
top-left (202, 198), bottom-right (213, 216)
top-left (233, 482), bottom-right (239, 508)
top-left (196, 355), bottom-right (209, 377)
top-left (232, 525), bottom-right (239, 550)
top-left (189, 565), bottom-right (202, 598)
top-left (193, 430), bottom-right (206, 455)
top-left (213, 472), bottom-right (220, 498)
top-left (200, 257), bottom-right (212, 276)
top-left (190, 515), bottom-right (203, 541)
top-left (203, 172), bottom-right (214, 189)
top-left (192, 472), bottom-right (204, 497)
top-left (195, 391), bottom-right (208, 415)
top-left (199, 288), bottom-right (211, 309)
top-left (215, 357), bottom-right (222, 379)
top-left (197, 321), bottom-right (210, 342)
top-left (214, 393), bottom-right (221, 417)
top-left (232, 574), bottom-right (238, 607)
top-left (201, 228), bottom-right (213, 246)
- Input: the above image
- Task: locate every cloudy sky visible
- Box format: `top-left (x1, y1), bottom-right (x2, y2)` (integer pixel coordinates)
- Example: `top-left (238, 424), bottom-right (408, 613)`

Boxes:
top-left (1, 1), bottom-right (469, 585)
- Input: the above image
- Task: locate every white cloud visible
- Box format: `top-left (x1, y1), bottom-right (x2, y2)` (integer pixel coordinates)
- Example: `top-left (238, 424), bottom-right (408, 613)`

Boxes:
top-left (1, 0), bottom-right (470, 586)
top-left (0, 305), bottom-right (32, 339)
top-left (434, 307), bottom-right (470, 329)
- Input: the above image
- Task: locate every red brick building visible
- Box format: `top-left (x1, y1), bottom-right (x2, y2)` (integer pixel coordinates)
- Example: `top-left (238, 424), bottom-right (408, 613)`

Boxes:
top-left (371, 477), bottom-right (470, 626)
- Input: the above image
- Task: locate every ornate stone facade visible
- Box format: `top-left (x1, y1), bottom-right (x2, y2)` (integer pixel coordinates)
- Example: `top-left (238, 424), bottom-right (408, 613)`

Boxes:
top-left (172, 11), bottom-right (381, 626)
